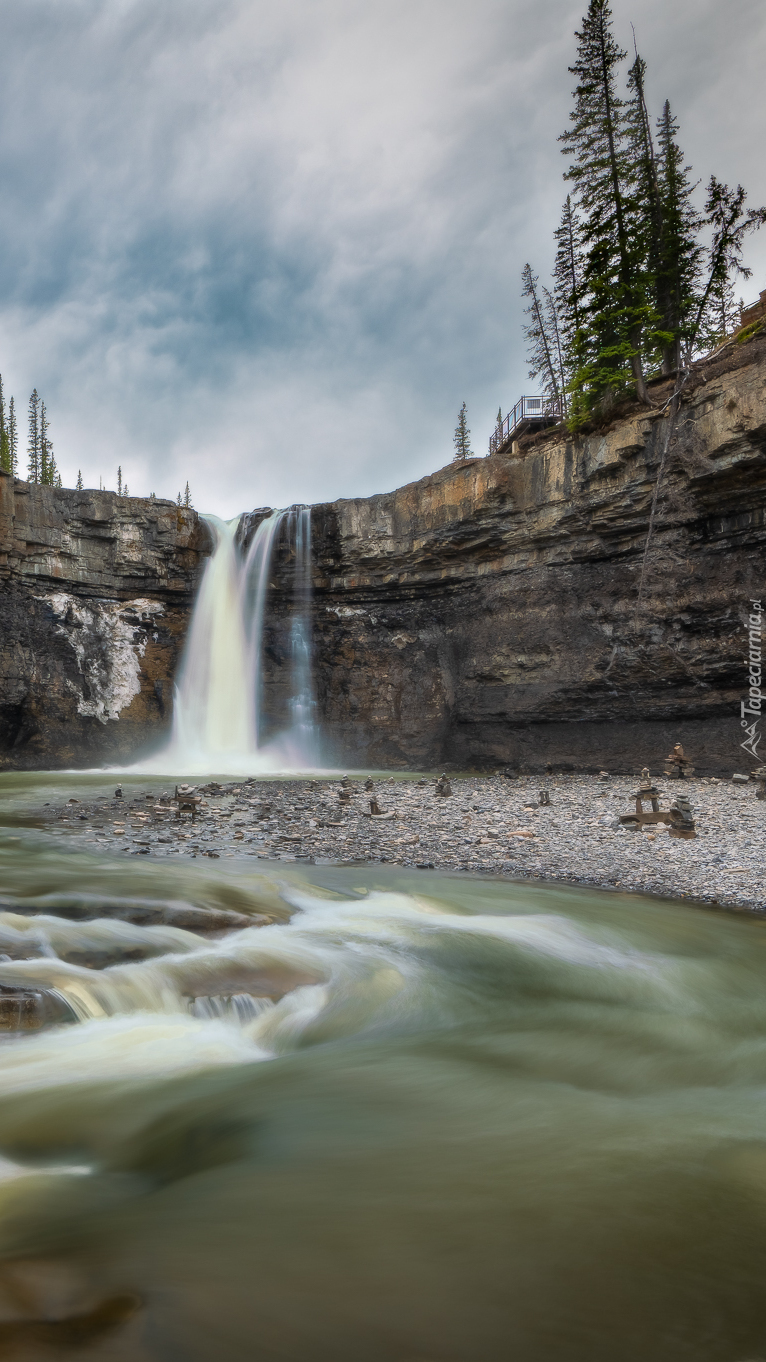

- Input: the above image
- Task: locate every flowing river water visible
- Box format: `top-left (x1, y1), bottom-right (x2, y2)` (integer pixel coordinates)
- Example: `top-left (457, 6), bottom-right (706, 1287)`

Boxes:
top-left (1, 774), bottom-right (766, 1359)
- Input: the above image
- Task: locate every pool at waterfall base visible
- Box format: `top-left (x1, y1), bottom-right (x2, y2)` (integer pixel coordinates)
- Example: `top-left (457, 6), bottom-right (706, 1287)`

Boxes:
top-left (1, 805), bottom-right (766, 1360)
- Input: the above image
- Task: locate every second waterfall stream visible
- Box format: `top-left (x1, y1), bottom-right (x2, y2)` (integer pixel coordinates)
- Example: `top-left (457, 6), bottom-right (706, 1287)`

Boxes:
top-left (156, 507), bottom-right (319, 773)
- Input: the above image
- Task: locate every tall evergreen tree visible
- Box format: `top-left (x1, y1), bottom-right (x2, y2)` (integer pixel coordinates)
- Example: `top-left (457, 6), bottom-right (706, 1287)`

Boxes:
top-left (653, 100), bottom-right (702, 371)
top-left (39, 402), bottom-right (51, 484)
top-left (38, 402), bottom-right (61, 487)
top-left (183, 481), bottom-right (193, 508)
top-left (8, 398), bottom-right (17, 475)
top-left (27, 391), bottom-right (40, 483)
top-left (522, 264), bottom-right (563, 403)
top-left (117, 466), bottom-right (123, 496)
top-left (559, 0), bottom-right (649, 407)
top-left (691, 176), bottom-right (766, 350)
top-left (453, 403), bottom-right (473, 461)
top-left (553, 195), bottom-right (588, 424)
top-left (76, 469), bottom-right (83, 491)
top-left (624, 52), bottom-right (667, 370)
top-left (0, 376), bottom-right (9, 475)
top-left (543, 286), bottom-right (568, 411)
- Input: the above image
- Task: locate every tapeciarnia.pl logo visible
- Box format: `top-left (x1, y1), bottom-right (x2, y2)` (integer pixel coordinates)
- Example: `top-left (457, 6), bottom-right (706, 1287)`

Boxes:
top-left (741, 598), bottom-right (763, 760)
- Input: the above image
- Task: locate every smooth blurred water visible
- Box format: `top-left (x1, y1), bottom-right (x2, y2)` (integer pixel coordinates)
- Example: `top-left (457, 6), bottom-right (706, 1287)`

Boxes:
top-left (149, 508), bottom-right (320, 777)
top-left (1, 774), bottom-right (766, 1359)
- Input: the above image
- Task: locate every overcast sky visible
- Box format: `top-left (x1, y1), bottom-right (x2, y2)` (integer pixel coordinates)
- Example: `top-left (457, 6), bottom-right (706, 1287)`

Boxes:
top-left (0, 0), bottom-right (764, 516)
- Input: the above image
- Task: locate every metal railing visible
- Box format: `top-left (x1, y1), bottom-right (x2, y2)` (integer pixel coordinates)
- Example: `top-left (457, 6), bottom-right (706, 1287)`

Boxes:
top-left (488, 395), bottom-right (564, 455)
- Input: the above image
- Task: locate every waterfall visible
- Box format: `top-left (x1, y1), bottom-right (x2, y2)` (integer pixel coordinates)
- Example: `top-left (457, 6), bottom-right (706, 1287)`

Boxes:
top-left (284, 507), bottom-right (318, 765)
top-left (148, 507), bottom-right (319, 774)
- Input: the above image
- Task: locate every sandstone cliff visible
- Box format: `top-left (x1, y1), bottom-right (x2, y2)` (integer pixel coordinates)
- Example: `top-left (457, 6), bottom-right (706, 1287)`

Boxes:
top-left (256, 335), bottom-right (766, 772)
top-left (0, 479), bottom-right (210, 767)
top-left (1, 335), bottom-right (764, 773)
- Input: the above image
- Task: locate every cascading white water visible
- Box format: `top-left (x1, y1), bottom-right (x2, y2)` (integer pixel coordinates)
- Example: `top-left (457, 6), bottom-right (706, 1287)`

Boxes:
top-left (169, 516), bottom-right (254, 764)
top-left (283, 507), bottom-right (318, 765)
top-left (149, 506), bottom-right (319, 774)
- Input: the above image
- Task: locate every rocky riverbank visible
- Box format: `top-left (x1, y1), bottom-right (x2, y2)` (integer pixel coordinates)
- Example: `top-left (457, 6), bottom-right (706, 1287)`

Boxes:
top-left (35, 771), bottom-right (765, 914)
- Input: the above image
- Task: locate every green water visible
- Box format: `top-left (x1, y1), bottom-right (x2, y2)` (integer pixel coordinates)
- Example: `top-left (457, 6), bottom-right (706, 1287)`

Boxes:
top-left (0, 773), bottom-right (766, 1359)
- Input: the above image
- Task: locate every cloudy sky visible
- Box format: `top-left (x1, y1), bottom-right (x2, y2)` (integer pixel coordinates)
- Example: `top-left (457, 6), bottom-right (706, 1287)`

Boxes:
top-left (0, 0), bottom-right (764, 516)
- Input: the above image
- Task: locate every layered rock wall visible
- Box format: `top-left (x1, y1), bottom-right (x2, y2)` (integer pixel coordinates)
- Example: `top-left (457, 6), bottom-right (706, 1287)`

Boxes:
top-left (0, 477), bottom-right (210, 768)
top-left (2, 337), bottom-right (764, 773)
top-left (258, 338), bottom-right (766, 772)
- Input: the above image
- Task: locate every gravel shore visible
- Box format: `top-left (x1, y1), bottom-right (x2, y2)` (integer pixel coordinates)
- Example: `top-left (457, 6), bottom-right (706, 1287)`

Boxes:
top-left (46, 771), bottom-right (766, 914)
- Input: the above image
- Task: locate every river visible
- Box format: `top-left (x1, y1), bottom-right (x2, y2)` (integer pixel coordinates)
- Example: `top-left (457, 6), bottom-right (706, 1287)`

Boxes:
top-left (1, 771), bottom-right (765, 1359)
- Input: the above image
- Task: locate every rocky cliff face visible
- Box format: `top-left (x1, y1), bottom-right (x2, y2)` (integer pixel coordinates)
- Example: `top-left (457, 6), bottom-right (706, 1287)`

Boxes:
top-left (2, 337), bottom-right (764, 774)
top-left (0, 479), bottom-right (211, 768)
top-left (257, 336), bottom-right (766, 772)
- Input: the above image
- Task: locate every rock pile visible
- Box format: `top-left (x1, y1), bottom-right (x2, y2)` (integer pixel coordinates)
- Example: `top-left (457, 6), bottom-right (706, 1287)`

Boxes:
top-left (36, 770), bottom-right (766, 913)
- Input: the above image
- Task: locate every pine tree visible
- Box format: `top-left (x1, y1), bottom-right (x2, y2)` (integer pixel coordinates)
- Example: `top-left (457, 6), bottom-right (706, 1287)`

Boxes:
top-left (624, 52), bottom-right (666, 371)
top-left (553, 195), bottom-right (588, 425)
top-left (543, 287), bottom-right (568, 411)
top-left (0, 375), bottom-right (8, 474)
top-left (653, 100), bottom-right (703, 372)
top-left (117, 466), bottom-right (123, 496)
top-left (27, 391), bottom-right (40, 483)
top-left (691, 176), bottom-right (766, 351)
top-left (522, 264), bottom-right (563, 403)
top-left (39, 402), bottom-right (51, 484)
top-left (123, 483), bottom-right (129, 496)
top-left (76, 469), bottom-right (83, 491)
top-left (559, 0), bottom-right (649, 408)
top-left (695, 273), bottom-right (739, 351)
top-left (183, 481), bottom-right (193, 508)
top-left (453, 403), bottom-right (473, 461)
top-left (176, 491), bottom-right (182, 507)
top-left (8, 398), bottom-right (17, 475)
top-left (0, 376), bottom-right (9, 475)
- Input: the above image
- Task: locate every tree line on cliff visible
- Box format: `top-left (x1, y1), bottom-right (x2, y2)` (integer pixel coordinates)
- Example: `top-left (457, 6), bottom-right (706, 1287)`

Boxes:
top-left (0, 381), bottom-right (193, 505)
top-left (523, 0), bottom-right (766, 430)
top-left (0, 382), bottom-right (61, 485)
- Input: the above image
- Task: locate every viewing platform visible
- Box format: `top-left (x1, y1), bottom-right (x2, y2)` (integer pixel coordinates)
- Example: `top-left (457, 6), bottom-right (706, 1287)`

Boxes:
top-left (489, 395), bottom-right (564, 456)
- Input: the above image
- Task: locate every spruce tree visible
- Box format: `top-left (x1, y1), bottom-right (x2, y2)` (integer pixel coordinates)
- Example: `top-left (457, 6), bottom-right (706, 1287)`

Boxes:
top-left (559, 0), bottom-right (649, 408)
top-left (76, 469), bottom-right (83, 491)
top-left (653, 100), bottom-right (702, 372)
top-left (691, 176), bottom-right (766, 350)
top-left (624, 52), bottom-right (666, 371)
top-left (543, 287), bottom-right (567, 411)
top-left (553, 195), bottom-right (588, 425)
top-left (183, 481), bottom-right (193, 508)
top-left (0, 376), bottom-right (7, 474)
top-left (8, 398), bottom-right (17, 476)
top-left (117, 466), bottom-right (123, 496)
top-left (39, 402), bottom-right (51, 484)
top-left (0, 376), bottom-right (9, 475)
top-left (522, 264), bottom-right (563, 403)
top-left (453, 403), bottom-right (473, 461)
top-left (27, 391), bottom-right (40, 483)
top-left (176, 491), bottom-right (182, 507)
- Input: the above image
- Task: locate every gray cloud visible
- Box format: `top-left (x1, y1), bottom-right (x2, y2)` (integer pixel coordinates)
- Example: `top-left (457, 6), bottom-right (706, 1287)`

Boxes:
top-left (0, 0), bottom-right (764, 514)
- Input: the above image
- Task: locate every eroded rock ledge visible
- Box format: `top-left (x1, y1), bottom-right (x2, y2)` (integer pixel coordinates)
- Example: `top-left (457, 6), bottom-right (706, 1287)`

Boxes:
top-left (1, 336), bottom-right (764, 773)
top-left (257, 337), bottom-right (766, 772)
top-left (0, 481), bottom-right (211, 766)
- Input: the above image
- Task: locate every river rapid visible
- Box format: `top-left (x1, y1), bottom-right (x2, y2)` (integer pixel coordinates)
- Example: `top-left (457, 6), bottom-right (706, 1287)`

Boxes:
top-left (1, 773), bottom-right (766, 1359)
